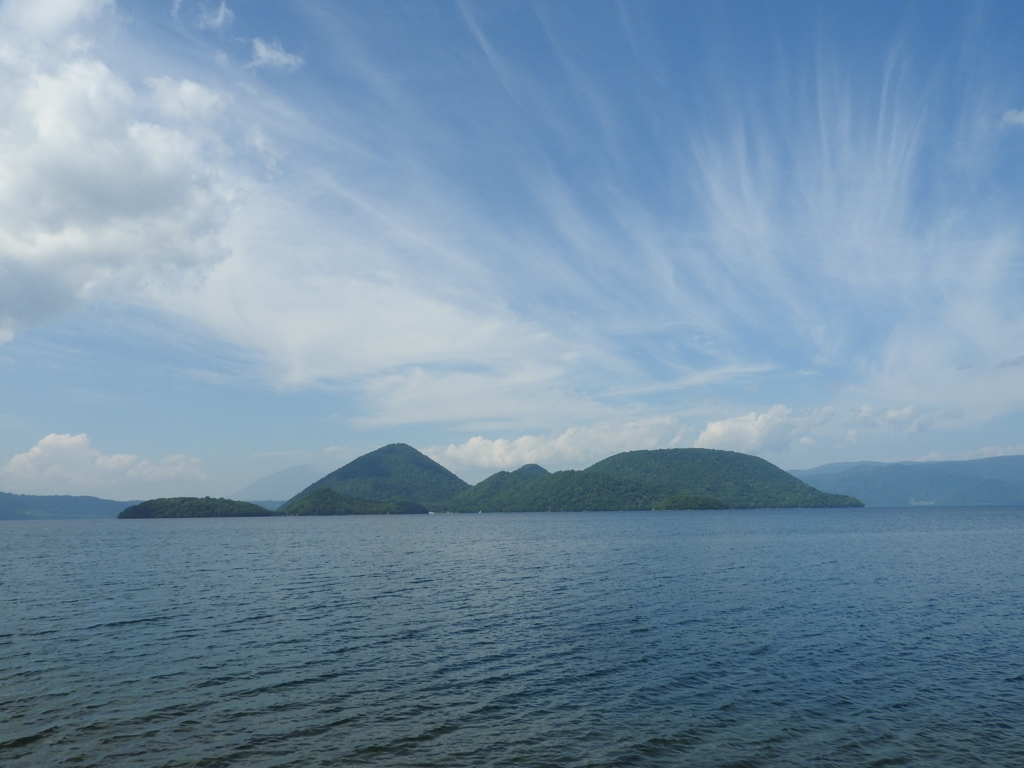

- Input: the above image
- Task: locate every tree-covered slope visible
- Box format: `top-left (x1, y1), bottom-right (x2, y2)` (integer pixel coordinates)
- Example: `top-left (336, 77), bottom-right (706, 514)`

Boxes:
top-left (119, 497), bottom-right (277, 518)
top-left (586, 448), bottom-right (862, 508)
top-left (654, 494), bottom-right (729, 510)
top-left (443, 463), bottom-right (550, 510)
top-left (447, 469), bottom-right (673, 513)
top-left (508, 463), bottom-right (551, 480)
top-left (278, 487), bottom-right (428, 515)
top-left (288, 443), bottom-right (469, 508)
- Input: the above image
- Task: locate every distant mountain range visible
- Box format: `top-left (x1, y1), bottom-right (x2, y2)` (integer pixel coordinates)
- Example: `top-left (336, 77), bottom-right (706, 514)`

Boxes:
top-left (0, 492), bottom-right (135, 521)
top-left (791, 455), bottom-right (1024, 507)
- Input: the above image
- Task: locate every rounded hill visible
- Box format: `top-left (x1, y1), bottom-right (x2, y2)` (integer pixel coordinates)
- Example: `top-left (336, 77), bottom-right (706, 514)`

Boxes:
top-left (586, 448), bottom-right (862, 509)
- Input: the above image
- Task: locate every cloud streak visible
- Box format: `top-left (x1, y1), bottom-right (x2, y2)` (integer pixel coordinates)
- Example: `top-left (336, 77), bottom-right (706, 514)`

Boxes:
top-left (248, 38), bottom-right (303, 70)
top-left (196, 2), bottom-right (233, 30)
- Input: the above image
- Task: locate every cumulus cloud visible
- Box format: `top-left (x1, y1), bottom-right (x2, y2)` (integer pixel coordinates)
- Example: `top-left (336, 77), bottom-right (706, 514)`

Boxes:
top-left (248, 38), bottom-right (302, 70)
top-left (196, 2), bottom-right (232, 30)
top-left (0, 433), bottom-right (205, 497)
top-left (695, 405), bottom-right (834, 453)
top-left (0, 12), bottom-right (234, 341)
top-left (425, 416), bottom-right (690, 474)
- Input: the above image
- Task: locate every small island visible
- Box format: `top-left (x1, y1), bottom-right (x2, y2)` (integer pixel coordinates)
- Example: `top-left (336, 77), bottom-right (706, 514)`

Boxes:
top-left (119, 497), bottom-right (278, 518)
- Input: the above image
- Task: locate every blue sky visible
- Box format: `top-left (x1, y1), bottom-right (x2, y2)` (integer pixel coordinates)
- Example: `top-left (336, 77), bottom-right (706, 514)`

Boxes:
top-left (2, 0), bottom-right (1024, 499)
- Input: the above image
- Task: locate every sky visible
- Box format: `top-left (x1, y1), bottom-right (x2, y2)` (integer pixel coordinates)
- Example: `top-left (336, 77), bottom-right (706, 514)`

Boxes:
top-left (2, 0), bottom-right (1024, 500)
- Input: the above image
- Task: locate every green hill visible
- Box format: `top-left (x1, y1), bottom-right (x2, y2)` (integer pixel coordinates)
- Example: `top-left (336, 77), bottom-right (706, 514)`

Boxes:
top-left (278, 487), bottom-right (428, 515)
top-left (287, 443), bottom-right (469, 508)
top-left (446, 467), bottom-right (668, 512)
top-left (443, 463), bottom-right (549, 511)
top-left (586, 448), bottom-right (862, 509)
top-left (118, 497), bottom-right (277, 518)
top-left (508, 463), bottom-right (551, 480)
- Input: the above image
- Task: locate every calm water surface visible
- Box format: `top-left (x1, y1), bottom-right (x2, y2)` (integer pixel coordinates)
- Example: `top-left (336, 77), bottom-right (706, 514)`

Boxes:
top-left (3, 508), bottom-right (1024, 767)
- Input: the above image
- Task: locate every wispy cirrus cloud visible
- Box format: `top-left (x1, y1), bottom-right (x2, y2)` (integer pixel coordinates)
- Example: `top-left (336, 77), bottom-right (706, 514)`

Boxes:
top-left (248, 38), bottom-right (303, 70)
top-left (1001, 109), bottom-right (1024, 127)
top-left (196, 2), bottom-right (233, 30)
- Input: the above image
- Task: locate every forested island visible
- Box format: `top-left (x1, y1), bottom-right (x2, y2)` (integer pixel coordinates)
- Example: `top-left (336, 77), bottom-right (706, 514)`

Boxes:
top-left (119, 497), bottom-right (279, 518)
top-left (118, 443), bottom-right (862, 518)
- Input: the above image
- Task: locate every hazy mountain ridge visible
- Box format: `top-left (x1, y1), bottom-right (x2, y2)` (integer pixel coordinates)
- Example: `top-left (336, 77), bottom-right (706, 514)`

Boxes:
top-left (791, 455), bottom-right (1024, 507)
top-left (230, 465), bottom-right (323, 504)
top-left (0, 492), bottom-right (136, 521)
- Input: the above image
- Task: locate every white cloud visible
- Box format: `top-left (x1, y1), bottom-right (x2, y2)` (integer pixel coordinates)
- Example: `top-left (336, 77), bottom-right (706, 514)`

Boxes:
top-left (0, 17), bottom-right (234, 340)
top-left (147, 76), bottom-right (225, 121)
top-left (3, 2), bottom-right (1024, 465)
top-left (0, 0), bottom-right (596, 429)
top-left (854, 404), bottom-right (918, 427)
top-left (1001, 109), bottom-right (1024, 127)
top-left (695, 405), bottom-right (834, 453)
top-left (0, 0), bottom-right (112, 38)
top-left (425, 416), bottom-right (690, 474)
top-left (0, 433), bottom-right (205, 497)
top-left (196, 2), bottom-right (232, 30)
top-left (248, 38), bottom-right (302, 70)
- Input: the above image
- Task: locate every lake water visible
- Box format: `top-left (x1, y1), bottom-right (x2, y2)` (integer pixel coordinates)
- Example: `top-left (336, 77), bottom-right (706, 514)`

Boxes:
top-left (3, 508), bottom-right (1024, 767)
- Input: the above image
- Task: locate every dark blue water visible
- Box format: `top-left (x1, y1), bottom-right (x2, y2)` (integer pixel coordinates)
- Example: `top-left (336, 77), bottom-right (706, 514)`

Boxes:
top-left (3, 508), bottom-right (1024, 767)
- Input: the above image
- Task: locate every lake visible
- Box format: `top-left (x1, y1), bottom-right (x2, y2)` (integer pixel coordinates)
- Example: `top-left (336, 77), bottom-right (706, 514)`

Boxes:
top-left (3, 507), bottom-right (1024, 766)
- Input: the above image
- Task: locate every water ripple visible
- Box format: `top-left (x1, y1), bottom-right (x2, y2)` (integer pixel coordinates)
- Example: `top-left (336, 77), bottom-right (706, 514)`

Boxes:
top-left (2, 508), bottom-right (1024, 766)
